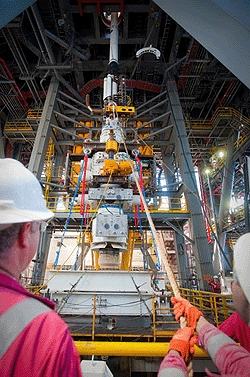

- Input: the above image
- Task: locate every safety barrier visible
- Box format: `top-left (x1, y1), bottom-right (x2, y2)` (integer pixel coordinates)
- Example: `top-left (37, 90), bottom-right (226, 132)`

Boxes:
top-left (4, 121), bottom-right (32, 131)
top-left (45, 195), bottom-right (189, 214)
top-left (174, 286), bottom-right (234, 326)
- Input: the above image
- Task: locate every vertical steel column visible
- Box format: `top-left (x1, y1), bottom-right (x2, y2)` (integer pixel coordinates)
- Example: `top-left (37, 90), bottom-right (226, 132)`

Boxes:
top-left (166, 75), bottom-right (213, 290)
top-left (28, 76), bottom-right (59, 178)
top-left (206, 172), bottom-right (222, 276)
top-left (161, 154), bottom-right (178, 191)
top-left (28, 76), bottom-right (59, 285)
top-left (174, 231), bottom-right (189, 287)
top-left (31, 227), bottom-right (53, 286)
top-left (217, 134), bottom-right (235, 274)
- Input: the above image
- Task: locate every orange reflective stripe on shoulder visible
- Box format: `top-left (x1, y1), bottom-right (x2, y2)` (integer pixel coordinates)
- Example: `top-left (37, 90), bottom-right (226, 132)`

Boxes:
top-left (0, 297), bottom-right (52, 358)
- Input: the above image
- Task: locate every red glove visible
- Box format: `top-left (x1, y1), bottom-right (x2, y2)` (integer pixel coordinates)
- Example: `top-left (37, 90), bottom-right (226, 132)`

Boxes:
top-left (171, 297), bottom-right (204, 328)
top-left (169, 327), bottom-right (197, 362)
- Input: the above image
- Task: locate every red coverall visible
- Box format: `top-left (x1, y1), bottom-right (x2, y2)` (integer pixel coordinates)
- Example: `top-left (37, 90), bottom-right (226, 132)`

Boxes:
top-left (0, 272), bottom-right (82, 377)
top-left (218, 311), bottom-right (250, 352)
top-left (209, 280), bottom-right (221, 293)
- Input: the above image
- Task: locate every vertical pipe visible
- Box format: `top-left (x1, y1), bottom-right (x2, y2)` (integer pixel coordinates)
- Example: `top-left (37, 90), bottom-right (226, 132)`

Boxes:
top-left (109, 12), bottom-right (119, 68)
top-left (107, 74), bottom-right (113, 97)
top-left (92, 294), bottom-right (97, 341)
top-left (103, 77), bottom-right (107, 101)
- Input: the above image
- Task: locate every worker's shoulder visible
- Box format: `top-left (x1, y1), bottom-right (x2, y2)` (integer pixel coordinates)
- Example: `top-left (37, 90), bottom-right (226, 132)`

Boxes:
top-left (0, 288), bottom-right (32, 314)
top-left (20, 297), bottom-right (72, 341)
top-left (30, 298), bottom-right (69, 328)
top-left (24, 296), bottom-right (63, 320)
top-left (2, 293), bottom-right (65, 329)
top-left (27, 305), bottom-right (74, 350)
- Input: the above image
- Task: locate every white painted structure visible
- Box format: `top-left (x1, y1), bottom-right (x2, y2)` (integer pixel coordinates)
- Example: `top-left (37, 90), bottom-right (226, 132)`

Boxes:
top-left (45, 270), bottom-right (166, 316)
top-left (80, 360), bottom-right (113, 377)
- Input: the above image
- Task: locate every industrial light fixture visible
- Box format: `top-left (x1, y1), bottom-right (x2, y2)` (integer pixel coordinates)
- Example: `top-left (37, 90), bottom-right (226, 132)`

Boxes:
top-left (218, 150), bottom-right (225, 159)
top-left (204, 167), bottom-right (211, 175)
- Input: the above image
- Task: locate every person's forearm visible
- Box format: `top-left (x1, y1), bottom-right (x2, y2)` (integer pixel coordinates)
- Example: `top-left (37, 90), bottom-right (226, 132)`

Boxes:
top-left (196, 317), bottom-right (250, 375)
top-left (196, 315), bottom-right (209, 333)
top-left (168, 350), bottom-right (181, 358)
top-left (158, 351), bottom-right (188, 377)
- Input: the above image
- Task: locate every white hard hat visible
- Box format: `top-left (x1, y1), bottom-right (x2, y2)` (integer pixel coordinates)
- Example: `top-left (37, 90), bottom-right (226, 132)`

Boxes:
top-left (234, 233), bottom-right (250, 304)
top-left (0, 158), bottom-right (54, 229)
top-left (213, 275), bottom-right (218, 279)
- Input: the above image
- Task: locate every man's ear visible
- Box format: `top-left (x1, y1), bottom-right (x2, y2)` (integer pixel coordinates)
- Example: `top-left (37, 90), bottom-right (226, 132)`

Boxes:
top-left (17, 222), bottom-right (32, 248)
top-left (230, 280), bottom-right (237, 291)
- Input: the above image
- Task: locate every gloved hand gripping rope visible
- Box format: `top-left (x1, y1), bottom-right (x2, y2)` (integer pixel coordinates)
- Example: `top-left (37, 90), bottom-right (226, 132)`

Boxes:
top-left (169, 297), bottom-right (204, 367)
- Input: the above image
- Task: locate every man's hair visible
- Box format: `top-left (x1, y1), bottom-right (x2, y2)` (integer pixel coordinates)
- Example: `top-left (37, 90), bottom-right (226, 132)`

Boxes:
top-left (0, 223), bottom-right (24, 254)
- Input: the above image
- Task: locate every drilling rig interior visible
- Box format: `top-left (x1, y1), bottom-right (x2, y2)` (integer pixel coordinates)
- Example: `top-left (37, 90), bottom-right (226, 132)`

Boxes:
top-left (1, 0), bottom-right (250, 376)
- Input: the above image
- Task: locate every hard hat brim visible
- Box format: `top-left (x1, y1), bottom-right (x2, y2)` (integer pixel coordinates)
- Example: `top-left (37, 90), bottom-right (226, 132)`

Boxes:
top-left (234, 233), bottom-right (250, 304)
top-left (0, 207), bottom-right (54, 225)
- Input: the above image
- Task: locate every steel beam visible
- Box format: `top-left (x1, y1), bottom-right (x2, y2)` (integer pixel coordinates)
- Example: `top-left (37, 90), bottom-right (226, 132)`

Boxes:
top-left (0, 0), bottom-right (36, 28)
top-left (166, 75), bottom-right (214, 289)
top-left (154, 0), bottom-right (250, 89)
top-left (216, 134), bottom-right (235, 274)
top-left (28, 76), bottom-right (59, 178)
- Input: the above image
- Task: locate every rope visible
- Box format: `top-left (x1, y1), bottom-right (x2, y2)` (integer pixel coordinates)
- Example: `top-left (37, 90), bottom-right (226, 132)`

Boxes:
top-left (122, 138), bottom-right (194, 376)
top-left (135, 155), bottom-right (145, 211)
top-left (132, 152), bottom-right (180, 297)
top-left (53, 158), bottom-right (86, 268)
top-left (134, 204), bottom-right (139, 227)
top-left (80, 154), bottom-right (88, 216)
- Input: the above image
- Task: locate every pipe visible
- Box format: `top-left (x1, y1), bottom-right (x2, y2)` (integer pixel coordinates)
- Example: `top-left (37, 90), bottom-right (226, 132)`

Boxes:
top-left (85, 94), bottom-right (103, 114)
top-left (78, 79), bottom-right (162, 97)
top-left (44, 29), bottom-right (90, 61)
top-left (136, 112), bottom-right (171, 130)
top-left (50, 123), bottom-right (86, 139)
top-left (74, 341), bottom-right (210, 358)
top-left (140, 123), bottom-right (173, 140)
top-left (36, 65), bottom-right (73, 70)
top-left (136, 90), bottom-right (168, 111)
top-left (58, 90), bottom-right (88, 110)
top-left (108, 12), bottom-right (119, 75)
top-left (135, 99), bottom-right (169, 119)
top-left (57, 97), bottom-right (90, 118)
top-left (52, 109), bottom-right (92, 129)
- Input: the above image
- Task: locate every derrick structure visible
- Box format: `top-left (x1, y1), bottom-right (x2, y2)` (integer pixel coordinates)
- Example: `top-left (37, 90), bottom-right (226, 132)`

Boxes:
top-left (29, 8), bottom-right (214, 290)
top-left (30, 8), bottom-right (215, 344)
top-left (1, 1), bottom-right (250, 374)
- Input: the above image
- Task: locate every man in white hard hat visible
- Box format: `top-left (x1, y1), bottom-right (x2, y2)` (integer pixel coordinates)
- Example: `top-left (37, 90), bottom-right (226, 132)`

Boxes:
top-left (158, 233), bottom-right (250, 376)
top-left (208, 274), bottom-right (221, 293)
top-left (0, 158), bottom-right (82, 377)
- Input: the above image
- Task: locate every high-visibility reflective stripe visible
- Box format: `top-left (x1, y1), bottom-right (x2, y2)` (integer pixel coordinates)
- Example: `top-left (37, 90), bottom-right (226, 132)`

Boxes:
top-left (158, 367), bottom-right (186, 377)
top-left (0, 297), bottom-right (51, 358)
top-left (207, 332), bottom-right (235, 360)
